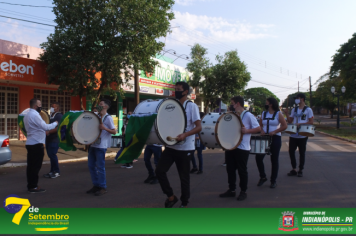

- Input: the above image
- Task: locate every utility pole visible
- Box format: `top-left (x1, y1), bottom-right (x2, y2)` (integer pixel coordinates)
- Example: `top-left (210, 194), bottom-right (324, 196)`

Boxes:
top-left (309, 76), bottom-right (312, 107)
top-left (298, 81), bottom-right (299, 92)
top-left (134, 67), bottom-right (140, 106)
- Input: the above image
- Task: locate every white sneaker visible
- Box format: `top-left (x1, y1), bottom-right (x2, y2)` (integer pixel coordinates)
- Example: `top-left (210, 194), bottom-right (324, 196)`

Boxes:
top-left (126, 165), bottom-right (133, 169)
top-left (50, 172), bottom-right (60, 178)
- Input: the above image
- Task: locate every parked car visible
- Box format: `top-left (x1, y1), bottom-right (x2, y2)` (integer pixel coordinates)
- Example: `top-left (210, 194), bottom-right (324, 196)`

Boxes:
top-left (0, 135), bottom-right (11, 165)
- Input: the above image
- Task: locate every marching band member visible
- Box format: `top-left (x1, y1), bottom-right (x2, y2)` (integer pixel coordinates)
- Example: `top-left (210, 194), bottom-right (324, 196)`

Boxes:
top-left (284, 93), bottom-right (314, 177)
top-left (155, 81), bottom-right (202, 208)
top-left (86, 99), bottom-right (116, 196)
top-left (219, 96), bottom-right (260, 201)
top-left (255, 97), bottom-right (287, 188)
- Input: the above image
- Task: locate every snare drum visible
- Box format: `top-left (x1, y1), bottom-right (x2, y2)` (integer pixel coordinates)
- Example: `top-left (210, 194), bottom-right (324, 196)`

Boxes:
top-left (199, 112), bottom-right (243, 150)
top-left (250, 135), bottom-right (271, 154)
top-left (285, 124), bottom-right (297, 134)
top-left (298, 124), bottom-right (315, 137)
top-left (133, 98), bottom-right (186, 146)
top-left (71, 111), bottom-right (102, 145)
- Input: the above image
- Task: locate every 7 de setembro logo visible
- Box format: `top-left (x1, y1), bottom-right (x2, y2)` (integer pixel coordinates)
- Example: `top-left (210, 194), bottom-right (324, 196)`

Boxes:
top-left (3, 194), bottom-right (69, 232)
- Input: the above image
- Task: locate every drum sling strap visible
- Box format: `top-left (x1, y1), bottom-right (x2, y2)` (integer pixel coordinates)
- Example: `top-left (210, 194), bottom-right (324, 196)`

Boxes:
top-left (263, 111), bottom-right (278, 134)
top-left (294, 106), bottom-right (308, 120)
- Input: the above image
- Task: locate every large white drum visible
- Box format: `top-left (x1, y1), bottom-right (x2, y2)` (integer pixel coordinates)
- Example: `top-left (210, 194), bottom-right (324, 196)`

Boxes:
top-left (133, 98), bottom-right (186, 146)
top-left (285, 124), bottom-right (297, 134)
top-left (298, 124), bottom-right (315, 137)
top-left (199, 112), bottom-right (243, 150)
top-left (71, 111), bottom-right (102, 145)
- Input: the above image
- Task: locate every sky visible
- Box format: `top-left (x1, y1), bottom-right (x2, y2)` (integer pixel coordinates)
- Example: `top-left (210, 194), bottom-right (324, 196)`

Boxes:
top-left (0, 0), bottom-right (355, 103)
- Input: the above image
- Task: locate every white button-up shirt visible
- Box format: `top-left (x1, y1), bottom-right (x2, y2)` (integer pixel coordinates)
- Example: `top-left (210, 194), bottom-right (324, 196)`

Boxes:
top-left (24, 109), bottom-right (58, 145)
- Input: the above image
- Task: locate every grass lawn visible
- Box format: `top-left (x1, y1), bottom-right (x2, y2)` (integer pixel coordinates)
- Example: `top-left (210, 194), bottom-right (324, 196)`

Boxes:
top-left (315, 125), bottom-right (356, 141)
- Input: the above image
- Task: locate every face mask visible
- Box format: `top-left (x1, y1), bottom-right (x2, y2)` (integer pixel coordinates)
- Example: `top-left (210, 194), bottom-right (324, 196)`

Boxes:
top-left (175, 91), bottom-right (185, 100)
top-left (97, 105), bottom-right (104, 112)
top-left (127, 115), bottom-right (131, 119)
top-left (295, 99), bottom-right (300, 104)
top-left (229, 104), bottom-right (235, 112)
top-left (36, 106), bottom-right (42, 114)
top-left (94, 112), bottom-right (98, 115)
top-left (265, 105), bottom-right (269, 110)
top-left (50, 107), bottom-right (55, 113)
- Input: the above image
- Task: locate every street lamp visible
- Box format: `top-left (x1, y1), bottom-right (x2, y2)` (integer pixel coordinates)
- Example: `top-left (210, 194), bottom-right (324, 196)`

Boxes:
top-left (331, 86), bottom-right (346, 129)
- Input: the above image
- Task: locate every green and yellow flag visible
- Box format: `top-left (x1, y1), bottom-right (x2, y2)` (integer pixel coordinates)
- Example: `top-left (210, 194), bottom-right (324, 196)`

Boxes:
top-left (115, 114), bottom-right (157, 164)
top-left (58, 111), bottom-right (83, 151)
top-left (18, 108), bottom-right (30, 137)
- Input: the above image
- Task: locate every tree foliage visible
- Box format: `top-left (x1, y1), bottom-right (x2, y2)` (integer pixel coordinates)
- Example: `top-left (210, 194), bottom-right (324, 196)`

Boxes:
top-left (243, 87), bottom-right (280, 113)
top-left (187, 44), bottom-right (251, 111)
top-left (40, 0), bottom-right (174, 109)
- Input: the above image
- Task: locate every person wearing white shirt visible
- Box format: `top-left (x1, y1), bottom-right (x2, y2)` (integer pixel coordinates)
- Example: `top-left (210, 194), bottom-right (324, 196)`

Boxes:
top-left (219, 96), bottom-right (260, 201)
top-left (255, 97), bottom-right (287, 189)
top-left (86, 99), bottom-right (116, 196)
top-left (24, 98), bottom-right (58, 193)
top-left (284, 93), bottom-right (314, 177)
top-left (155, 82), bottom-right (202, 208)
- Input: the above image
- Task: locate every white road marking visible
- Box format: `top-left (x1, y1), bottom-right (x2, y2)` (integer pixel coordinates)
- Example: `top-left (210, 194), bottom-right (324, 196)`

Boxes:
top-left (329, 144), bottom-right (352, 152)
top-left (345, 143), bottom-right (356, 149)
top-left (307, 142), bottom-right (325, 151)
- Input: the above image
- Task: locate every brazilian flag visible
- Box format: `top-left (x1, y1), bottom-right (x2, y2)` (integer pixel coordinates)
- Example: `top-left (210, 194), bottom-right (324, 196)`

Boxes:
top-left (115, 114), bottom-right (157, 164)
top-left (58, 111), bottom-right (83, 151)
top-left (18, 108), bottom-right (30, 137)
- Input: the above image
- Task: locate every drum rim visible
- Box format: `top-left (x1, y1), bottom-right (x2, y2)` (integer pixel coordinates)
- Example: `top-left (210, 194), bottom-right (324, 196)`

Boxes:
top-left (154, 98), bottom-right (187, 146)
top-left (40, 110), bottom-right (50, 124)
top-left (215, 112), bottom-right (243, 150)
top-left (71, 111), bottom-right (103, 145)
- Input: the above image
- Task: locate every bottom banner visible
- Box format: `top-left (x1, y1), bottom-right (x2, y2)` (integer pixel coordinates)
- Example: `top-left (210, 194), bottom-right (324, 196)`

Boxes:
top-left (1, 197), bottom-right (356, 234)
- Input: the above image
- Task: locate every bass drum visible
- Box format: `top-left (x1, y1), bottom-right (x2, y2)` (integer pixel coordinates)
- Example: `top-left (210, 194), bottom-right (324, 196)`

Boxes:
top-left (199, 112), bottom-right (243, 150)
top-left (40, 110), bottom-right (50, 124)
top-left (71, 111), bottom-right (102, 145)
top-left (133, 98), bottom-right (186, 146)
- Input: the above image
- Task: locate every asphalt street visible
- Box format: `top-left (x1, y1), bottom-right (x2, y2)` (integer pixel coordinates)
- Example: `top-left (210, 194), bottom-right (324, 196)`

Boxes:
top-left (1, 132), bottom-right (356, 208)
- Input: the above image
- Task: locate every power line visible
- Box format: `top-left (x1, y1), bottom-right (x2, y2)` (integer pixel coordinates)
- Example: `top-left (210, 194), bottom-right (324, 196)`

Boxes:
top-left (0, 7), bottom-right (54, 22)
top-left (0, 20), bottom-right (53, 32)
top-left (170, 24), bottom-right (309, 81)
top-left (0, 2), bottom-right (52, 8)
top-left (0, 15), bottom-right (55, 26)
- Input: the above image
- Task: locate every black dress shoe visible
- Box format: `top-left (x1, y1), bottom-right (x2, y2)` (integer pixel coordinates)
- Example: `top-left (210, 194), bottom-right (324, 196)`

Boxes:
top-left (86, 186), bottom-right (100, 194)
top-left (297, 171), bottom-right (303, 177)
top-left (144, 175), bottom-right (155, 183)
top-left (287, 170), bottom-right (297, 176)
top-left (257, 178), bottom-right (267, 186)
top-left (270, 182), bottom-right (277, 188)
top-left (237, 192), bottom-right (247, 201)
top-left (150, 177), bottom-right (159, 184)
top-left (219, 189), bottom-right (236, 198)
top-left (196, 170), bottom-right (203, 174)
top-left (165, 196), bottom-right (178, 208)
top-left (190, 168), bottom-right (198, 174)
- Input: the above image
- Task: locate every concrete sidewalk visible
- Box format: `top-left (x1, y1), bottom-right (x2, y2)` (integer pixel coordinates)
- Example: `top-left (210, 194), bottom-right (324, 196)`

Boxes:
top-left (4, 140), bottom-right (121, 167)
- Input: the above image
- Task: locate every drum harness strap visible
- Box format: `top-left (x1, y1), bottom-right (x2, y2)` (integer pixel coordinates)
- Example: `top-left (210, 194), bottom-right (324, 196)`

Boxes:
top-left (293, 106), bottom-right (308, 131)
top-left (263, 111), bottom-right (278, 155)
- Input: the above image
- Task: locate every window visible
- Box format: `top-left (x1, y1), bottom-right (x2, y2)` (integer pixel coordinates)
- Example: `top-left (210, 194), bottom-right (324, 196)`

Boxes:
top-left (34, 89), bottom-right (71, 114)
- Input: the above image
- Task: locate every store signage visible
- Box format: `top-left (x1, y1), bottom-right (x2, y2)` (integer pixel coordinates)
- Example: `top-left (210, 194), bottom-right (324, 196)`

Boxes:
top-left (190, 94), bottom-right (196, 100)
top-left (140, 86), bottom-right (149, 93)
top-left (139, 58), bottom-right (192, 91)
top-left (169, 90), bottom-right (175, 97)
top-left (122, 83), bottom-right (134, 91)
top-left (156, 88), bottom-right (164, 95)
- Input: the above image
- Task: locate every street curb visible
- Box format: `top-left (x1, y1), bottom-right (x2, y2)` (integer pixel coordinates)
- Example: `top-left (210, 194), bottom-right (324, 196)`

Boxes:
top-left (315, 130), bottom-right (356, 144)
top-left (0, 152), bottom-right (118, 169)
top-left (0, 147), bottom-right (158, 169)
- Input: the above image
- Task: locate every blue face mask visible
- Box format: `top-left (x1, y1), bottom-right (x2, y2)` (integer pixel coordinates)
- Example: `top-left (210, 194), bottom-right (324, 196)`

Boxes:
top-left (127, 115), bottom-right (131, 119)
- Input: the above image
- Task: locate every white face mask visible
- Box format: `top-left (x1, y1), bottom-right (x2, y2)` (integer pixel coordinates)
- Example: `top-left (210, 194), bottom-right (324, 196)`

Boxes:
top-left (295, 99), bottom-right (300, 104)
top-left (50, 107), bottom-right (55, 113)
top-left (94, 112), bottom-right (98, 115)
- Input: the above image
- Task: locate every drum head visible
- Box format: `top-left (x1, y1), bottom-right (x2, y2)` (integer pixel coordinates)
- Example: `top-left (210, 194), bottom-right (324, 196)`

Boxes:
top-left (216, 113), bottom-right (243, 150)
top-left (40, 111), bottom-right (50, 124)
top-left (71, 112), bottom-right (101, 145)
top-left (156, 98), bottom-right (186, 146)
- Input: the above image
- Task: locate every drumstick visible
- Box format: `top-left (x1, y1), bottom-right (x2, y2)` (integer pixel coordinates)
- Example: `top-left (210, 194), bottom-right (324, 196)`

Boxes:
top-left (167, 136), bottom-right (178, 141)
